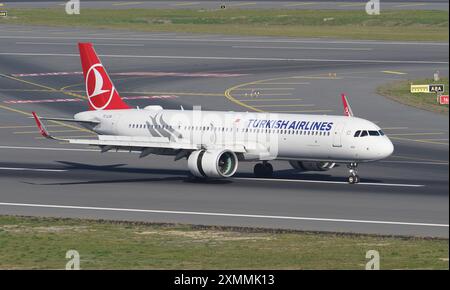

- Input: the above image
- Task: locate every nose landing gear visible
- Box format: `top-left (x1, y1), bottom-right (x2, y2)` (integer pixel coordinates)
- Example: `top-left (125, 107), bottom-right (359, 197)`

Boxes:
top-left (347, 163), bottom-right (360, 184)
top-left (254, 161), bottom-right (273, 178)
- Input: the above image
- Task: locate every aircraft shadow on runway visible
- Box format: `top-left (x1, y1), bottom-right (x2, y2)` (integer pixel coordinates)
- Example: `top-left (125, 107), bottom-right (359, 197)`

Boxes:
top-left (4, 160), bottom-right (389, 186)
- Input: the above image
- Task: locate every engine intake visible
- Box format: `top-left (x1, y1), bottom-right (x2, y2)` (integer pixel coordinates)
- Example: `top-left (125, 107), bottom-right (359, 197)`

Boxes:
top-left (289, 161), bottom-right (336, 172)
top-left (188, 149), bottom-right (238, 178)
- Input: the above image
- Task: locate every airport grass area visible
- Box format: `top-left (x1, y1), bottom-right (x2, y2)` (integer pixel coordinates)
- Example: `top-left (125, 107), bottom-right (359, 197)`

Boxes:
top-left (0, 215), bottom-right (448, 269)
top-left (377, 78), bottom-right (449, 114)
top-left (0, 8), bottom-right (448, 41)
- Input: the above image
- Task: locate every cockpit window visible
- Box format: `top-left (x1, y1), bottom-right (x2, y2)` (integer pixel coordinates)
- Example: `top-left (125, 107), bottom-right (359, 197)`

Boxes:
top-left (360, 131), bottom-right (368, 137)
top-left (378, 130), bottom-right (385, 136)
top-left (354, 130), bottom-right (361, 137)
top-left (369, 130), bottom-right (380, 136)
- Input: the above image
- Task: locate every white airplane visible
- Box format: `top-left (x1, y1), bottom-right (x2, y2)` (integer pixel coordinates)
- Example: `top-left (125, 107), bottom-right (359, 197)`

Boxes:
top-left (32, 43), bottom-right (394, 184)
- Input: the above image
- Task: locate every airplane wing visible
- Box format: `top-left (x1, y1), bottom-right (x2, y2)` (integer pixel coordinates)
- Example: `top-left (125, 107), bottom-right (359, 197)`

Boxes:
top-left (32, 112), bottom-right (246, 154)
top-left (40, 116), bottom-right (100, 125)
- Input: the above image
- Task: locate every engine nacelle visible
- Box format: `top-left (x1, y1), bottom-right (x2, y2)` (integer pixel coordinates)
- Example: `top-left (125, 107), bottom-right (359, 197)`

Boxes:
top-left (188, 149), bottom-right (238, 178)
top-left (289, 161), bottom-right (336, 172)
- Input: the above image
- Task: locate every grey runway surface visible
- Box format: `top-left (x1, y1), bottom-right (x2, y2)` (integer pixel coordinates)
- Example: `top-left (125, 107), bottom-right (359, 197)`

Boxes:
top-left (1, 0), bottom-right (448, 11)
top-left (0, 24), bottom-right (448, 237)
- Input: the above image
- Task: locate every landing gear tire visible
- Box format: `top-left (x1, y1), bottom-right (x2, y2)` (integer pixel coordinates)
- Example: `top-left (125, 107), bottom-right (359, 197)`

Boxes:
top-left (347, 162), bottom-right (360, 184)
top-left (348, 175), bottom-right (360, 184)
top-left (254, 162), bottom-right (273, 178)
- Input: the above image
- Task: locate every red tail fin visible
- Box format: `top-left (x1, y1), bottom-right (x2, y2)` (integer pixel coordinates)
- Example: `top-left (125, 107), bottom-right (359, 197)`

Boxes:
top-left (78, 43), bottom-right (130, 111)
top-left (341, 93), bottom-right (354, 117)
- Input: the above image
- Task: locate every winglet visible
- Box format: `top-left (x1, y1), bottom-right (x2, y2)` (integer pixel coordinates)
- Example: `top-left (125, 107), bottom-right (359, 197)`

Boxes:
top-left (32, 112), bottom-right (52, 139)
top-left (341, 93), bottom-right (354, 117)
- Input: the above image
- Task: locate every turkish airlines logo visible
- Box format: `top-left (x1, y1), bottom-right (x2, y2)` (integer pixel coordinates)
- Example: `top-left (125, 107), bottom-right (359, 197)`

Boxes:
top-left (86, 63), bottom-right (115, 110)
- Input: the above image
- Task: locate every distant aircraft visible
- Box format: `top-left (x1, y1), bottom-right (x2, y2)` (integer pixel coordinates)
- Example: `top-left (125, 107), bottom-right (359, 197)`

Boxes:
top-left (32, 43), bottom-right (394, 184)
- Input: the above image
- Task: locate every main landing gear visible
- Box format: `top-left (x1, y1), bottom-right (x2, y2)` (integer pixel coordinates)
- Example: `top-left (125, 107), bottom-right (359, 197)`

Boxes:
top-left (254, 161), bottom-right (273, 178)
top-left (347, 162), bottom-right (360, 184)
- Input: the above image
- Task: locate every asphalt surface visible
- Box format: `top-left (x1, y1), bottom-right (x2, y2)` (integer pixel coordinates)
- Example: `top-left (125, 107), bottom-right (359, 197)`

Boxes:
top-left (0, 24), bottom-right (448, 237)
top-left (1, 0), bottom-right (448, 11)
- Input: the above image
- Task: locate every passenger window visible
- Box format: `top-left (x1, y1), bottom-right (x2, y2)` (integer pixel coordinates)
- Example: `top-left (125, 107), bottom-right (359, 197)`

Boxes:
top-left (354, 130), bottom-right (361, 137)
top-left (360, 131), bottom-right (368, 137)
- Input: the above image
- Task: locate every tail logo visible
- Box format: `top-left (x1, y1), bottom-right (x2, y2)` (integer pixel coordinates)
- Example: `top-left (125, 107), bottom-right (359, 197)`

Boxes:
top-left (86, 64), bottom-right (115, 110)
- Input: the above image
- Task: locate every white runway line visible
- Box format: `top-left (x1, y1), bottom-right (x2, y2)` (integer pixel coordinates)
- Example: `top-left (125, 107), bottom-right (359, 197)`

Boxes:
top-left (234, 177), bottom-right (424, 188)
top-left (16, 42), bottom-right (145, 47)
top-left (0, 52), bottom-right (446, 64)
top-left (0, 35), bottom-right (448, 46)
top-left (232, 46), bottom-right (374, 51)
top-left (0, 167), bottom-right (67, 172)
top-left (381, 160), bottom-right (449, 166)
top-left (0, 202), bottom-right (447, 228)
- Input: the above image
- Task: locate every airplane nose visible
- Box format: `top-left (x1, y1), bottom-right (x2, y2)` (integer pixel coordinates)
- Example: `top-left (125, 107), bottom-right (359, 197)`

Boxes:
top-left (383, 138), bottom-right (394, 158)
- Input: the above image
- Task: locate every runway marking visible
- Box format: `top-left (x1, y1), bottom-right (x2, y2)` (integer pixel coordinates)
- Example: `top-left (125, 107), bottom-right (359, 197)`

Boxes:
top-left (0, 104), bottom-right (91, 133)
top-left (292, 76), bottom-right (342, 79)
top-left (284, 2), bottom-right (315, 7)
top-left (338, 3), bottom-right (366, 7)
top-left (0, 73), bottom-right (57, 91)
top-left (381, 160), bottom-right (449, 166)
top-left (417, 138), bottom-right (449, 142)
top-left (388, 132), bottom-right (445, 136)
top-left (0, 36), bottom-right (447, 46)
top-left (11, 71), bottom-right (247, 78)
top-left (4, 98), bottom-right (83, 104)
top-left (0, 53), bottom-right (446, 65)
top-left (233, 46), bottom-right (373, 51)
top-left (112, 1), bottom-right (143, 6)
top-left (0, 72), bottom-right (87, 101)
top-left (270, 110), bottom-right (333, 113)
top-left (171, 2), bottom-right (200, 6)
top-left (390, 136), bottom-right (448, 146)
top-left (0, 89), bottom-right (60, 92)
top-left (238, 94), bottom-right (294, 97)
top-left (16, 42), bottom-right (145, 47)
top-left (70, 90), bottom-right (224, 97)
top-left (391, 155), bottom-right (449, 163)
top-left (0, 125), bottom-right (65, 129)
top-left (238, 98), bottom-right (303, 102)
top-left (225, 74), bottom-right (332, 112)
top-left (394, 3), bottom-right (426, 8)
top-left (382, 70), bottom-right (407, 75)
top-left (0, 167), bottom-right (67, 172)
top-left (4, 95), bottom-right (178, 104)
top-left (14, 129), bottom-right (82, 134)
top-left (252, 104), bottom-right (315, 108)
top-left (256, 82), bottom-right (310, 85)
top-left (235, 177), bottom-right (424, 188)
top-left (232, 88), bottom-right (296, 91)
top-left (381, 127), bottom-right (409, 130)
top-left (227, 2), bottom-right (257, 7)
top-left (0, 202), bottom-right (446, 228)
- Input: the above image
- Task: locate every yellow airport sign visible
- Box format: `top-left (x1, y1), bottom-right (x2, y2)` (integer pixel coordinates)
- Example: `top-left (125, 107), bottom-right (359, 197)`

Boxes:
top-left (410, 84), bottom-right (445, 93)
top-left (410, 85), bottom-right (430, 93)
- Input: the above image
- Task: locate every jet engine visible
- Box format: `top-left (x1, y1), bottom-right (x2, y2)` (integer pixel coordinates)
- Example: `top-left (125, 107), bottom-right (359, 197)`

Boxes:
top-left (289, 161), bottom-right (336, 172)
top-left (188, 149), bottom-right (238, 178)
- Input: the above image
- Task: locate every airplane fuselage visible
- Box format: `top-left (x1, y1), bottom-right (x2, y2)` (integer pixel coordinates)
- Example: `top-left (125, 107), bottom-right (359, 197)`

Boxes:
top-left (75, 107), bottom-right (394, 163)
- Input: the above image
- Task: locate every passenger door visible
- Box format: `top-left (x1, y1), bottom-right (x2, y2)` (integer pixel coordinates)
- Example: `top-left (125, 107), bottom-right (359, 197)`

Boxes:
top-left (332, 123), bottom-right (344, 147)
